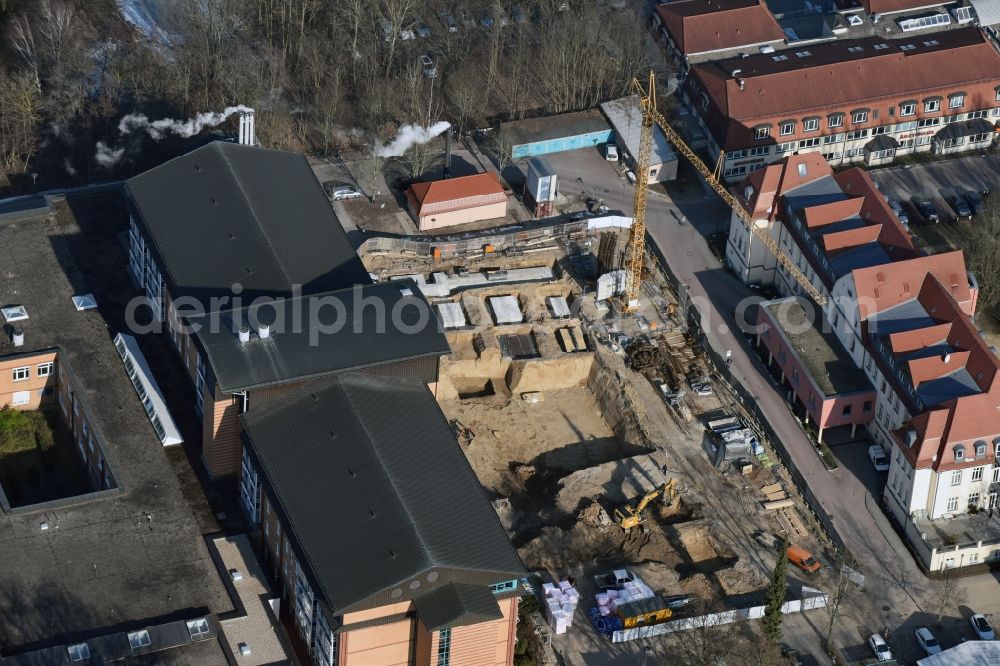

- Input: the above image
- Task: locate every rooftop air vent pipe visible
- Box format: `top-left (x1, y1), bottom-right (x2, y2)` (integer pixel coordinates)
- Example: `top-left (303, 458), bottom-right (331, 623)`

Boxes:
top-left (258, 323), bottom-right (270, 340)
top-left (238, 326), bottom-right (250, 343)
top-left (238, 109), bottom-right (256, 146)
top-left (12, 329), bottom-right (23, 347)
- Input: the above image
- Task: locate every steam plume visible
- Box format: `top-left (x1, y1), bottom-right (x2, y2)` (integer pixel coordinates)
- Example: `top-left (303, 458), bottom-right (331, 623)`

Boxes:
top-left (94, 141), bottom-right (125, 169)
top-left (118, 105), bottom-right (254, 140)
top-left (375, 121), bottom-right (451, 157)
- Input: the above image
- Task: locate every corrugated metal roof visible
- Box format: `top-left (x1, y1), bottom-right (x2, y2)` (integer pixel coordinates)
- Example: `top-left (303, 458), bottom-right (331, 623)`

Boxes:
top-left (125, 142), bottom-right (371, 312)
top-left (600, 97), bottom-right (677, 166)
top-left (241, 374), bottom-right (524, 615)
top-left (970, 0), bottom-right (1000, 25)
top-left (188, 280), bottom-right (449, 392)
top-left (411, 583), bottom-right (503, 631)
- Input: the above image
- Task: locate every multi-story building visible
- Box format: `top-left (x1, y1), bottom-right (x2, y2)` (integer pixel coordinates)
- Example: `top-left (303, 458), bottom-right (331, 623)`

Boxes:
top-left (124, 141), bottom-right (450, 477)
top-left (730, 152), bottom-right (1000, 570)
top-left (685, 27), bottom-right (1000, 180)
top-left (240, 373), bottom-right (525, 666)
top-left (652, 0), bottom-right (787, 69)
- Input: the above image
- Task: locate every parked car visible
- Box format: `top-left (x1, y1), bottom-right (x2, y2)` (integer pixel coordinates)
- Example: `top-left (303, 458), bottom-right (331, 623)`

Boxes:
top-left (439, 12), bottom-right (458, 32)
top-left (399, 25), bottom-right (415, 40)
top-left (887, 199), bottom-right (909, 226)
top-left (915, 627), bottom-right (942, 655)
top-left (420, 53), bottom-right (437, 78)
top-left (964, 189), bottom-right (984, 214)
top-left (787, 544), bottom-right (821, 573)
top-left (480, 11), bottom-right (494, 27)
top-left (868, 633), bottom-right (892, 662)
top-left (910, 195), bottom-right (940, 223)
top-left (971, 613), bottom-right (995, 640)
top-left (868, 445), bottom-right (889, 472)
top-left (605, 143), bottom-right (619, 161)
top-left (945, 192), bottom-right (972, 221)
top-left (323, 183), bottom-right (363, 202)
top-left (414, 18), bottom-right (431, 38)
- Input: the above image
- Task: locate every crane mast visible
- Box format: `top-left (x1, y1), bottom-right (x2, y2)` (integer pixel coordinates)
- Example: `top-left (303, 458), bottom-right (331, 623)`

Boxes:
top-left (621, 72), bottom-right (827, 308)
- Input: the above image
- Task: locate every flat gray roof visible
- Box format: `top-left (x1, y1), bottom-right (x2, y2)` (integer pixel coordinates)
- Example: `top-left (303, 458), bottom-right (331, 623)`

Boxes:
top-left (0, 195), bottom-right (230, 646)
top-left (600, 97), bottom-right (677, 167)
top-left (763, 298), bottom-right (872, 396)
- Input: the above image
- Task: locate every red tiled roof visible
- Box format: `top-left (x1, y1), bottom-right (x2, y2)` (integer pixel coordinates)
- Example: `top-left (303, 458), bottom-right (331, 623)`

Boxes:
top-left (834, 169), bottom-right (918, 257)
top-left (852, 250), bottom-right (972, 321)
top-left (822, 224), bottom-right (882, 254)
top-left (406, 172), bottom-right (506, 216)
top-left (888, 323), bottom-right (953, 354)
top-left (655, 0), bottom-right (785, 56)
top-left (802, 197), bottom-right (865, 229)
top-left (689, 27), bottom-right (1000, 149)
top-left (899, 394), bottom-right (1000, 471)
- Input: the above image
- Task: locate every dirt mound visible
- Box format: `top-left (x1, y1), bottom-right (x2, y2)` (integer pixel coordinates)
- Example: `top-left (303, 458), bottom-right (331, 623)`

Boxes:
top-left (716, 559), bottom-right (767, 596)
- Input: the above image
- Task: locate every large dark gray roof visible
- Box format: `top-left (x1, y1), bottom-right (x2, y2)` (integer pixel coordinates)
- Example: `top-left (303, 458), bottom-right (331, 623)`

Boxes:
top-left (241, 373), bottom-right (524, 615)
top-left (125, 142), bottom-right (371, 310)
top-left (188, 280), bottom-right (449, 392)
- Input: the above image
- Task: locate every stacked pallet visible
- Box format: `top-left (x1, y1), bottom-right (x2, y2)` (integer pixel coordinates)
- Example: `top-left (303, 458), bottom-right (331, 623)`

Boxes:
top-left (542, 580), bottom-right (580, 634)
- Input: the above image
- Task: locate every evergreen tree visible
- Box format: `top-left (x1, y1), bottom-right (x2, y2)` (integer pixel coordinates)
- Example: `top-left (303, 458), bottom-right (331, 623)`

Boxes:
top-left (761, 540), bottom-right (789, 642)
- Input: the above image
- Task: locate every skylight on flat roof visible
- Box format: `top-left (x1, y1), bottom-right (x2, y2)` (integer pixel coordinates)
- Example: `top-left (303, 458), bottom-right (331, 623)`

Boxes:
top-left (71, 293), bottom-right (97, 311)
top-left (1, 305), bottom-right (28, 322)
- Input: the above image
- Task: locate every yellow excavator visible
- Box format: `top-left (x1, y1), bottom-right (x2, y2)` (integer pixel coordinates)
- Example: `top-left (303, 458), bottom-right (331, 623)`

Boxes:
top-left (614, 479), bottom-right (678, 530)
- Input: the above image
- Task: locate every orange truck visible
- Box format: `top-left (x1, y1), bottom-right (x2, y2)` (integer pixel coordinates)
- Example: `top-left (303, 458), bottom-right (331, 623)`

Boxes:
top-left (787, 544), bottom-right (821, 573)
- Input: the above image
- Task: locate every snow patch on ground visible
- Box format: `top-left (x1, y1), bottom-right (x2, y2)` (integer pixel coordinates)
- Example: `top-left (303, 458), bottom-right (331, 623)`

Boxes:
top-left (117, 0), bottom-right (176, 45)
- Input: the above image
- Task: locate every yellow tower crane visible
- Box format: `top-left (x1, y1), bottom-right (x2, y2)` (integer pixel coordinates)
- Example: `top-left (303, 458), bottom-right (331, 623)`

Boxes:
top-left (620, 72), bottom-right (827, 309)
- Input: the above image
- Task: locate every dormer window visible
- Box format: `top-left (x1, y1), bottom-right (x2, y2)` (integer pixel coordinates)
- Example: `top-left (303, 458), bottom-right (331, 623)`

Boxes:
top-left (754, 125), bottom-right (771, 140)
top-left (954, 445), bottom-right (965, 462)
top-left (975, 440), bottom-right (987, 458)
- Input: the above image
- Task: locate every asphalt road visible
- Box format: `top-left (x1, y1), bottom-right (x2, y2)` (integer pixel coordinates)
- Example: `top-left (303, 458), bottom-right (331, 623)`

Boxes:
top-left (870, 154), bottom-right (1000, 224)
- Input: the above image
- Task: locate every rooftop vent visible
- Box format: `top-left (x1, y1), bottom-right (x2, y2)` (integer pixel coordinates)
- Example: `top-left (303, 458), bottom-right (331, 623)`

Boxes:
top-left (731, 68), bottom-right (742, 79)
top-left (12, 329), bottom-right (24, 347)
top-left (399, 285), bottom-right (414, 297)
top-left (257, 323), bottom-right (270, 340)
top-left (71, 294), bottom-right (97, 311)
top-left (943, 353), bottom-right (951, 363)
top-left (238, 326), bottom-right (250, 343)
top-left (229, 568), bottom-right (243, 582)
top-left (1, 305), bottom-right (27, 322)
top-left (797, 163), bottom-right (807, 177)
top-left (238, 643), bottom-right (252, 656)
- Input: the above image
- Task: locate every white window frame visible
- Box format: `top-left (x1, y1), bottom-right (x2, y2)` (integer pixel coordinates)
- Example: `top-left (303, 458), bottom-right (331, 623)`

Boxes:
top-left (36, 362), bottom-right (53, 377)
top-left (900, 103), bottom-right (915, 116)
top-left (951, 469), bottom-right (963, 486)
top-left (754, 126), bottom-right (770, 140)
top-left (128, 630), bottom-right (152, 650)
top-left (828, 115), bottom-right (843, 129)
top-left (803, 118), bottom-right (819, 132)
top-left (780, 122), bottom-right (795, 136)
top-left (947, 496), bottom-right (959, 512)
top-left (852, 111), bottom-right (868, 124)
top-left (12, 391), bottom-right (30, 406)
top-left (12, 366), bottom-right (29, 382)
top-left (972, 466), bottom-right (984, 482)
top-left (186, 618), bottom-right (211, 639)
top-left (68, 644), bottom-right (91, 662)
top-left (925, 99), bottom-right (940, 113)
top-left (949, 95), bottom-right (964, 109)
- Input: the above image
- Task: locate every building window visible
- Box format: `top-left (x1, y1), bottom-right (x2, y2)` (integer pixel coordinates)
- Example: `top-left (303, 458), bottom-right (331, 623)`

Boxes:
top-left (900, 103), bottom-right (915, 116)
top-left (896, 120), bottom-right (917, 132)
top-left (847, 46), bottom-right (864, 53)
top-left (36, 362), bottom-right (53, 377)
top-left (968, 109), bottom-right (986, 120)
top-left (924, 99), bottom-right (940, 113)
top-left (437, 628), bottom-right (452, 666)
top-left (724, 166), bottom-right (748, 179)
top-left (128, 630), bottom-right (152, 650)
top-left (947, 496), bottom-right (959, 512)
top-left (917, 117), bottom-right (941, 128)
top-left (842, 404), bottom-right (852, 416)
top-left (949, 94), bottom-right (965, 109)
top-left (780, 121), bottom-right (795, 136)
top-left (900, 14), bottom-right (950, 31)
top-left (186, 618), bottom-right (211, 639)
top-left (799, 138), bottom-right (820, 149)
top-left (750, 146), bottom-right (770, 156)
top-left (240, 449), bottom-right (261, 525)
top-left (777, 142), bottom-right (796, 153)
top-left (67, 644), bottom-right (91, 662)
top-left (951, 469), bottom-right (963, 486)
top-left (869, 149), bottom-right (894, 160)
top-left (863, 400), bottom-right (872, 413)
top-left (970, 133), bottom-right (991, 144)
top-left (490, 579), bottom-right (520, 593)
top-left (803, 118), bottom-right (819, 132)
top-left (975, 441), bottom-right (987, 458)
top-left (872, 126), bottom-right (889, 136)
top-left (755, 126), bottom-right (770, 140)
top-left (828, 114), bottom-right (844, 129)
top-left (852, 111), bottom-right (868, 124)
top-left (846, 129), bottom-right (869, 141)
top-left (972, 466), bottom-right (984, 482)
top-left (12, 366), bottom-right (29, 382)
top-left (969, 492), bottom-right (981, 508)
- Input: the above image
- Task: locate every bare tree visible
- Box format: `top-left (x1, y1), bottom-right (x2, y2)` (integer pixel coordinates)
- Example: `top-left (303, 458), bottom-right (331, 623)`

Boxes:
top-left (485, 129), bottom-right (516, 172)
top-left (822, 554), bottom-right (862, 651)
top-left (392, 138), bottom-right (443, 182)
top-left (9, 15), bottom-right (42, 94)
top-left (966, 197), bottom-right (1000, 313)
top-left (933, 566), bottom-right (966, 625)
top-left (446, 64), bottom-right (487, 134)
top-left (0, 71), bottom-right (41, 177)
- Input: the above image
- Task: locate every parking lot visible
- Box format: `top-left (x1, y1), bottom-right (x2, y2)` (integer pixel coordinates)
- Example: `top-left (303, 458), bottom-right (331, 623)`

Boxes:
top-left (870, 153), bottom-right (1000, 228)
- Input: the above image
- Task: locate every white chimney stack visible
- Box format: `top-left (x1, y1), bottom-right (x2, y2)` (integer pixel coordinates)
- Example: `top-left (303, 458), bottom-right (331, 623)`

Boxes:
top-left (12, 328), bottom-right (23, 347)
top-left (238, 109), bottom-right (256, 146)
top-left (257, 323), bottom-right (270, 340)
top-left (238, 325), bottom-right (250, 343)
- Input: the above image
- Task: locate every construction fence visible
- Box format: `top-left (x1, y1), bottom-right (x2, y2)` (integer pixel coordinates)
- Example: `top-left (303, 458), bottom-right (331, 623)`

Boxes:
top-left (611, 587), bottom-right (829, 643)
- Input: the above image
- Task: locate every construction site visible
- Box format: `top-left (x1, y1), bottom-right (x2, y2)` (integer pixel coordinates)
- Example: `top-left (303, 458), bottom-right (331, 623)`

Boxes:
top-left (357, 212), bottom-right (831, 660)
